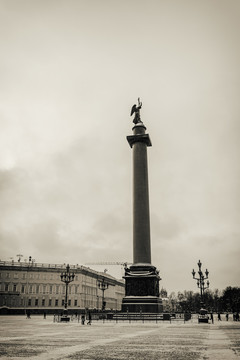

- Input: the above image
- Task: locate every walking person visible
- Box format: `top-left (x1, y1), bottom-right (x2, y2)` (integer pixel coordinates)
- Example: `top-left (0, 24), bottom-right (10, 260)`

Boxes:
top-left (218, 312), bottom-right (221, 321)
top-left (210, 312), bottom-right (214, 324)
top-left (226, 312), bottom-right (229, 321)
top-left (87, 311), bottom-right (92, 325)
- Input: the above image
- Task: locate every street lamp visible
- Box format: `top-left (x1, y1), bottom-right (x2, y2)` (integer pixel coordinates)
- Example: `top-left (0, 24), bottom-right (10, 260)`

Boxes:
top-left (60, 264), bottom-right (75, 321)
top-left (25, 256), bottom-right (34, 317)
top-left (192, 260), bottom-right (210, 307)
top-left (98, 278), bottom-right (108, 311)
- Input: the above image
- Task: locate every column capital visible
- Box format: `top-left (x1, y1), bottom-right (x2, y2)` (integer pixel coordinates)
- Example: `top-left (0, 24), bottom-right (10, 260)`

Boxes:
top-left (126, 134), bottom-right (152, 148)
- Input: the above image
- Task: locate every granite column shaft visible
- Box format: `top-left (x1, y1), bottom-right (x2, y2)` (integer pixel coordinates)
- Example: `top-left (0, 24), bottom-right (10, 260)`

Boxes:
top-left (127, 124), bottom-right (152, 265)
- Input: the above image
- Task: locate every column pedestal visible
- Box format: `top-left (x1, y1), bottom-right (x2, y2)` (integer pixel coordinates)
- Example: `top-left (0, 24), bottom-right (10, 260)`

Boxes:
top-left (121, 264), bottom-right (163, 312)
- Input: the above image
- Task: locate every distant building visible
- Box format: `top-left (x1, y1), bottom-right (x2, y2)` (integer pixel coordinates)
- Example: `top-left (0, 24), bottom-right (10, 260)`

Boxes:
top-left (0, 260), bottom-right (125, 313)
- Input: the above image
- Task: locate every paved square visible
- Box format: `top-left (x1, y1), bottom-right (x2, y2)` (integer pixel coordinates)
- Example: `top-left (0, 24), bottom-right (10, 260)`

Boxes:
top-left (0, 316), bottom-right (239, 359)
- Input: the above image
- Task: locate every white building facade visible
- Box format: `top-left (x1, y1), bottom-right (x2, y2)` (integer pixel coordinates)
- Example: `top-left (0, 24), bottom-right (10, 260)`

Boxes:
top-left (0, 260), bottom-right (125, 313)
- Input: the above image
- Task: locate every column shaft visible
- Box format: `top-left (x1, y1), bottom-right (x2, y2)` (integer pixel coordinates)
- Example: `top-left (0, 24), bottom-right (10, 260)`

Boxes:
top-left (133, 140), bottom-right (151, 264)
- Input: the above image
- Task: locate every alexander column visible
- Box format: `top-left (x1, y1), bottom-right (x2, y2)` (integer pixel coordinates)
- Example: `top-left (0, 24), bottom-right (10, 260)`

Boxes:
top-left (122, 99), bottom-right (162, 313)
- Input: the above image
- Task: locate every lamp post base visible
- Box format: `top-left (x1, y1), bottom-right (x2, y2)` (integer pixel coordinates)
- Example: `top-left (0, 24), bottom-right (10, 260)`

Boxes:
top-left (60, 316), bottom-right (70, 322)
top-left (60, 308), bottom-right (70, 322)
top-left (198, 308), bottom-right (209, 323)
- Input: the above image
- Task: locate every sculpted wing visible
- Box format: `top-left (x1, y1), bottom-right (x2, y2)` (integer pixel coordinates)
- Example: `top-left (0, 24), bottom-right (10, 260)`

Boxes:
top-left (130, 104), bottom-right (137, 116)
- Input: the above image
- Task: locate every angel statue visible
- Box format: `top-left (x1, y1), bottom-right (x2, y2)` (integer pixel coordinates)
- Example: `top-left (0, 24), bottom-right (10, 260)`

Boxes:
top-left (130, 98), bottom-right (142, 124)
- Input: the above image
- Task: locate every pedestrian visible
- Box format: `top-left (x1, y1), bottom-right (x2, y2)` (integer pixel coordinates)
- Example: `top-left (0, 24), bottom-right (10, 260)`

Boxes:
top-left (81, 314), bottom-right (85, 325)
top-left (43, 311), bottom-right (46, 319)
top-left (87, 311), bottom-right (92, 325)
top-left (218, 312), bottom-right (221, 321)
top-left (226, 312), bottom-right (229, 321)
top-left (236, 312), bottom-right (239, 321)
top-left (210, 312), bottom-right (214, 324)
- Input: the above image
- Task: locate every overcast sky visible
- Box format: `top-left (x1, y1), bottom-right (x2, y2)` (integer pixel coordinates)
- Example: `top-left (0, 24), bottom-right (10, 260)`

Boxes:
top-left (0, 0), bottom-right (239, 294)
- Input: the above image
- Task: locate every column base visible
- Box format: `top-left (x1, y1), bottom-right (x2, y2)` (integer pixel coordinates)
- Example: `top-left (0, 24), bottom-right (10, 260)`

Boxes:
top-left (121, 264), bottom-right (162, 313)
top-left (122, 296), bottom-right (163, 313)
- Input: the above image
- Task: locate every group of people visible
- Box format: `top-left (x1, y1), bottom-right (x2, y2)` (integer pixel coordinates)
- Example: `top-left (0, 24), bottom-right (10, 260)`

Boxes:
top-left (52, 311), bottom-right (92, 324)
top-left (233, 312), bottom-right (240, 321)
top-left (218, 312), bottom-right (239, 321)
top-left (209, 311), bottom-right (239, 323)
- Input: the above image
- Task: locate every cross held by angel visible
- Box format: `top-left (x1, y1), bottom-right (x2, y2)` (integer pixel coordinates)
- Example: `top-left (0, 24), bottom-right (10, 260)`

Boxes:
top-left (130, 98), bottom-right (142, 124)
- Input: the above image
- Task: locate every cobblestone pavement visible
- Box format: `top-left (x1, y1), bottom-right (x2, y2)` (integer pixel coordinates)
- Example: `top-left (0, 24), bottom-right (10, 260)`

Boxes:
top-left (0, 316), bottom-right (239, 359)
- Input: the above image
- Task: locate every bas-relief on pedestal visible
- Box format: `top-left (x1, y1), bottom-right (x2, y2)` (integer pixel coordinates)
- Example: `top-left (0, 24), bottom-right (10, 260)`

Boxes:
top-left (121, 99), bottom-right (163, 313)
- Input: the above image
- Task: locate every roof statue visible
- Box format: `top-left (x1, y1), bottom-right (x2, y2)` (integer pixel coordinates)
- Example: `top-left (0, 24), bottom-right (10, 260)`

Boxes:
top-left (130, 98), bottom-right (142, 124)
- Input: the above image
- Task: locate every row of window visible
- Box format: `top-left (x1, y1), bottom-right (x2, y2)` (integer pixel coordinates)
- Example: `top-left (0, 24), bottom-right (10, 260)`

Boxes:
top-left (1, 272), bottom-right (80, 281)
top-left (2, 282), bottom-right (102, 296)
top-left (1, 283), bottom-right (80, 295)
top-left (27, 298), bottom-right (78, 307)
top-left (0, 297), bottom-right (78, 307)
top-left (26, 298), bottom-right (108, 308)
top-left (0, 296), bottom-right (121, 308)
top-left (81, 285), bottom-right (97, 296)
top-left (0, 294), bottom-right (121, 309)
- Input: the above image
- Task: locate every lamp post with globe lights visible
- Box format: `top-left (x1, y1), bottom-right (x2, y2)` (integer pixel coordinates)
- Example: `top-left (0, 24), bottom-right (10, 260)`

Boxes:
top-left (60, 264), bottom-right (75, 321)
top-left (25, 256), bottom-right (35, 317)
top-left (192, 260), bottom-right (210, 307)
top-left (98, 278), bottom-right (109, 311)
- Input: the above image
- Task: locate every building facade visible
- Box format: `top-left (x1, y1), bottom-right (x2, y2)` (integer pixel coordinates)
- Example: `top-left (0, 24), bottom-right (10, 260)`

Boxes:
top-left (0, 260), bottom-right (125, 313)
